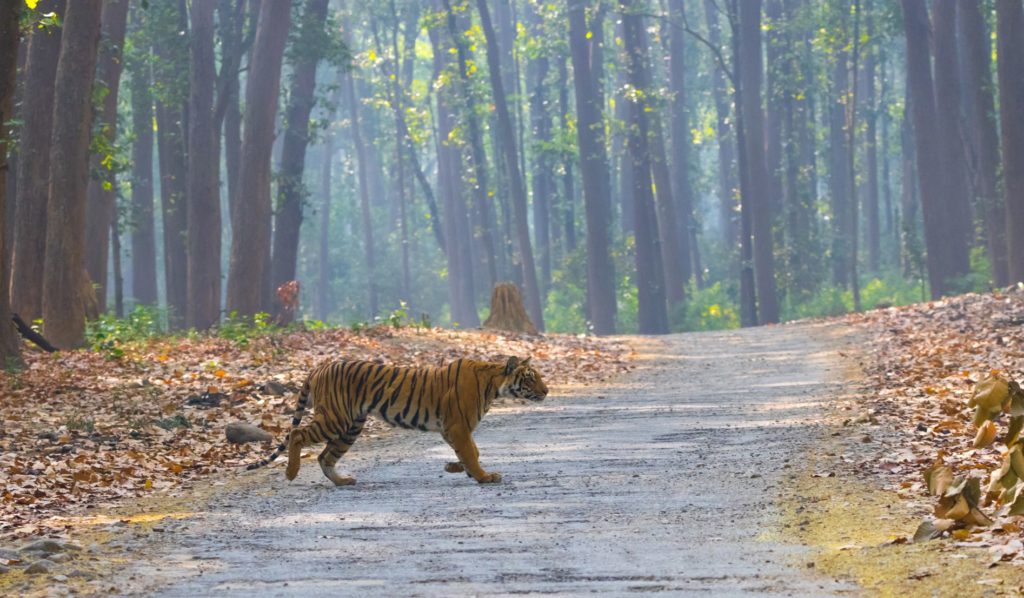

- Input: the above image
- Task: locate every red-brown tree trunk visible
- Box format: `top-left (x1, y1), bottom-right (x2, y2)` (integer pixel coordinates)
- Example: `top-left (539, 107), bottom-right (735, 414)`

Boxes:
top-left (42, 0), bottom-right (104, 348)
top-left (11, 0), bottom-right (66, 323)
top-left (226, 0), bottom-right (291, 317)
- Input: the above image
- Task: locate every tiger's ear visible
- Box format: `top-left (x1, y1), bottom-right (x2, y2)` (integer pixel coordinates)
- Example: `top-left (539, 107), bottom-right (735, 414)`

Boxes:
top-left (504, 356), bottom-right (520, 375)
top-left (521, 357), bottom-right (532, 367)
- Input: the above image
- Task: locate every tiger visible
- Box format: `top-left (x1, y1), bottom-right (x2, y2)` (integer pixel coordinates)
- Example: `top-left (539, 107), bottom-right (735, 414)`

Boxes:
top-left (247, 356), bottom-right (548, 485)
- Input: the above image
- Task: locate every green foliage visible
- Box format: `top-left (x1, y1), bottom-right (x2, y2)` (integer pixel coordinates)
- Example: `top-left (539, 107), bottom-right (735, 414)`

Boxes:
top-left (948, 247), bottom-right (997, 295)
top-left (216, 312), bottom-right (277, 347)
top-left (544, 282), bottom-right (588, 334)
top-left (85, 305), bottom-right (166, 358)
top-left (672, 282), bottom-right (740, 332)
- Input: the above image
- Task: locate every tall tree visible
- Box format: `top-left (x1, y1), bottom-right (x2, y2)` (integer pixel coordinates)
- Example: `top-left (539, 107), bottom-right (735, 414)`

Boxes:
top-left (84, 0), bottom-right (129, 312)
top-left (0, 0), bottom-right (22, 364)
top-left (901, 0), bottom-right (969, 298)
top-left (620, 0), bottom-right (668, 334)
top-left (525, 1), bottom-right (553, 293)
top-left (476, 0), bottom-right (545, 330)
top-left (703, 0), bottom-right (738, 249)
top-left (152, 2), bottom-right (189, 327)
top-left (270, 0), bottom-right (331, 317)
top-left (186, 0), bottom-right (222, 330)
top-left (42, 0), bottom-right (104, 347)
top-left (931, 0), bottom-right (973, 275)
top-left (737, 0), bottom-right (779, 324)
top-left (226, 0), bottom-right (292, 317)
top-left (862, 4), bottom-right (880, 274)
top-left (429, 13), bottom-right (479, 328)
top-left (668, 0), bottom-right (700, 288)
top-left (345, 51), bottom-right (378, 318)
top-left (961, 1), bottom-right (1008, 286)
top-left (568, 0), bottom-right (616, 334)
top-left (126, 7), bottom-right (157, 308)
top-left (998, 0), bottom-right (1024, 283)
top-left (11, 0), bottom-right (65, 322)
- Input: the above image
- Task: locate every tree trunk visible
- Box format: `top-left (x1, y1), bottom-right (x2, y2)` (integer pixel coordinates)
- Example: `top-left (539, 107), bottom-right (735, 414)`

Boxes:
top-left (738, 0), bottom-right (779, 324)
top-left (344, 63), bottom-right (378, 318)
top-left (270, 0), bottom-right (330, 318)
top-left (620, 0), bottom-right (668, 334)
top-left (218, 0), bottom-right (246, 228)
top-left (828, 54), bottom-right (851, 288)
top-left (863, 6), bottom-right (880, 274)
top-left (226, 0), bottom-right (291, 317)
top-left (84, 0), bottom-right (129, 313)
top-left (315, 139), bottom-right (333, 321)
top-left (931, 0), bottom-right (973, 279)
top-left (429, 20), bottom-right (478, 328)
top-left (668, 0), bottom-right (699, 289)
top-left (557, 56), bottom-right (577, 254)
top-left (960, 0), bottom-right (1008, 286)
top-left (11, 0), bottom-right (66, 323)
top-left (475, 0), bottom-right (545, 331)
top-left (442, 0), bottom-right (499, 291)
top-left (152, 4), bottom-right (189, 328)
top-left (568, 0), bottom-right (616, 334)
top-left (764, 0), bottom-right (784, 224)
top-left (902, 0), bottom-right (967, 298)
top-left (186, 0), bottom-right (222, 330)
top-left (998, 0), bottom-right (1024, 284)
top-left (729, 0), bottom-right (758, 328)
top-left (525, 2), bottom-right (553, 295)
top-left (42, 0), bottom-right (104, 348)
top-left (0, 0), bottom-right (22, 364)
top-left (704, 0), bottom-right (738, 249)
top-left (127, 7), bottom-right (158, 309)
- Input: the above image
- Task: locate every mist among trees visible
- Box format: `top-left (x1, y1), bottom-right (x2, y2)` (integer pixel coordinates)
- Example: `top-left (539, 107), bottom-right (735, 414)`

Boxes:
top-left (2, 0), bottom-right (1024, 360)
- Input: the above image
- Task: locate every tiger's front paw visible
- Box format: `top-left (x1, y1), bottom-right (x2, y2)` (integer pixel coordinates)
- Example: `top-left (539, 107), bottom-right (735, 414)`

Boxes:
top-left (445, 462), bottom-right (465, 474)
top-left (476, 472), bottom-right (502, 484)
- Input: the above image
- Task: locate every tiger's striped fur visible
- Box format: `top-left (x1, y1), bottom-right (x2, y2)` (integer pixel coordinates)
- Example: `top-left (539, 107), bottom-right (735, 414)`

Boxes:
top-left (247, 356), bottom-right (547, 485)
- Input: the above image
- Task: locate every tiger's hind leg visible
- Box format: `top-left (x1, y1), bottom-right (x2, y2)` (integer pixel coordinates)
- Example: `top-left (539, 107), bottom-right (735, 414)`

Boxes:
top-left (285, 415), bottom-right (336, 481)
top-left (444, 462), bottom-right (465, 474)
top-left (318, 417), bottom-right (366, 486)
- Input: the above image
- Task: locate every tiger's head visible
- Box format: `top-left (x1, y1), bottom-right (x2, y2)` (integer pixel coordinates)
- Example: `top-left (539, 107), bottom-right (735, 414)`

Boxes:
top-left (501, 357), bottom-right (548, 401)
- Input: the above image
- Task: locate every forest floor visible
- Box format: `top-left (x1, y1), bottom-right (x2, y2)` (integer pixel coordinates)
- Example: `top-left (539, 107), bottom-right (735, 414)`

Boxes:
top-left (4, 291), bottom-right (1024, 595)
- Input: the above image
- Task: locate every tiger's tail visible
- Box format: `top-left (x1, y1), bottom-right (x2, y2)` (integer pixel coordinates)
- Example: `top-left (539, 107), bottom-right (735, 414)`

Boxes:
top-left (246, 375), bottom-right (314, 471)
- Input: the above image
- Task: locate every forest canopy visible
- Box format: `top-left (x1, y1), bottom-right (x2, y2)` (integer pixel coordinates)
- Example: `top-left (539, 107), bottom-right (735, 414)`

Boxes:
top-left (0, 0), bottom-right (1022, 359)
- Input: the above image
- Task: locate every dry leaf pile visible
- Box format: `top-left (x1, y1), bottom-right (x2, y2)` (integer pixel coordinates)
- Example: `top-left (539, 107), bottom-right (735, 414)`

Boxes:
top-left (0, 326), bottom-right (630, 539)
top-left (850, 286), bottom-right (1024, 562)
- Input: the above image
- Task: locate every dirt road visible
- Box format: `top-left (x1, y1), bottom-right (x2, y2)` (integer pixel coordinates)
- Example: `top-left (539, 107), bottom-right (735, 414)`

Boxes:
top-left (123, 323), bottom-right (855, 596)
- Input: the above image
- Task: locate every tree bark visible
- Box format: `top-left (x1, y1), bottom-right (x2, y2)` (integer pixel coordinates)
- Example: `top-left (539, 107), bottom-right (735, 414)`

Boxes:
top-left (863, 6), bottom-right (880, 274)
top-left (84, 0), bottom-right (129, 312)
top-left (704, 0), bottom-right (738, 249)
top-left (226, 0), bottom-right (291, 317)
top-left (729, 0), bottom-right (758, 327)
top-left (344, 62), bottom-right (378, 318)
top-left (902, 0), bottom-right (967, 298)
top-left (961, 0), bottom-right (1008, 286)
top-left (737, 0), bottom-right (779, 324)
top-left (475, 0), bottom-right (545, 331)
top-left (620, 0), bottom-right (668, 334)
top-left (42, 0), bottom-right (104, 348)
top-left (0, 0), bottom-right (22, 364)
top-left (127, 7), bottom-right (158, 309)
top-left (568, 0), bottom-right (616, 334)
top-left (186, 0), bottom-right (222, 330)
top-left (828, 54), bottom-right (851, 287)
top-left (557, 56), bottom-right (577, 254)
top-left (11, 0), bottom-right (66, 323)
top-left (998, 0), bottom-right (1024, 284)
top-left (525, 2), bottom-right (553, 294)
top-left (668, 0), bottom-right (699, 289)
top-left (931, 0), bottom-right (973, 279)
top-left (270, 0), bottom-right (330, 316)
top-left (152, 3), bottom-right (189, 327)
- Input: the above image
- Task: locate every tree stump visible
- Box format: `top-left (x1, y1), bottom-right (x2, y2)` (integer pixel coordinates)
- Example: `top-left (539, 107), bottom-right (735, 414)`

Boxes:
top-left (483, 282), bottom-right (538, 335)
